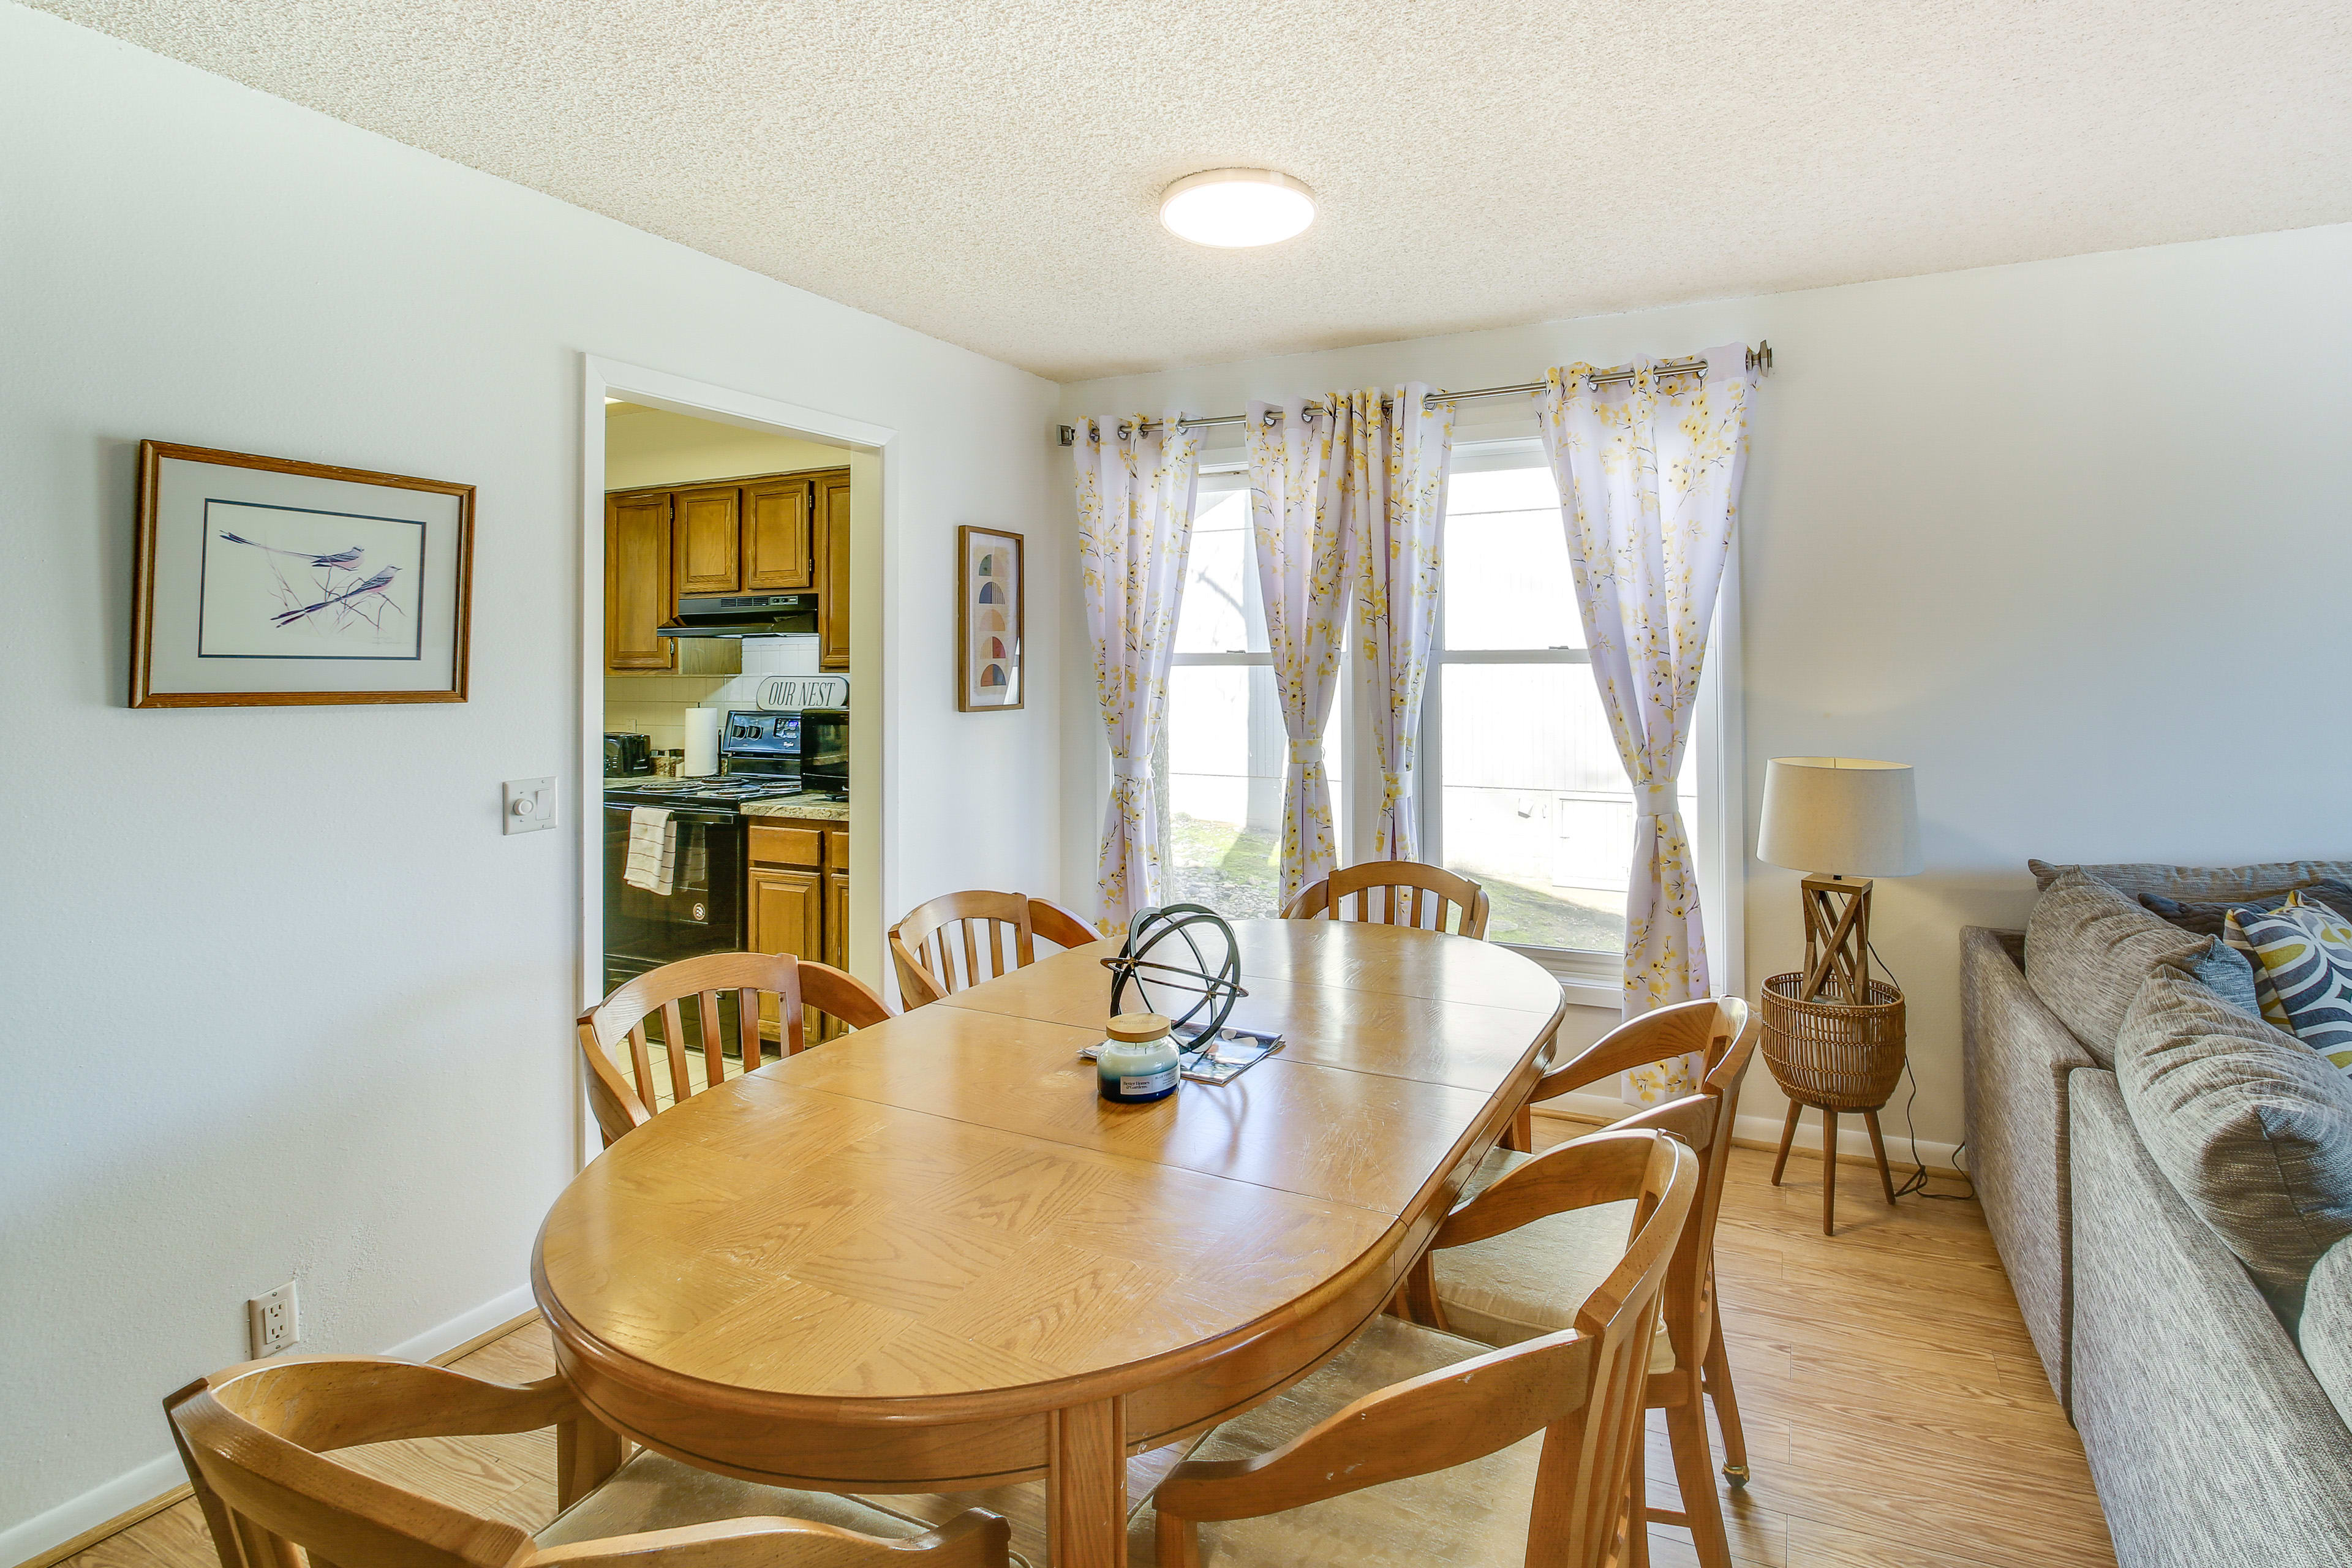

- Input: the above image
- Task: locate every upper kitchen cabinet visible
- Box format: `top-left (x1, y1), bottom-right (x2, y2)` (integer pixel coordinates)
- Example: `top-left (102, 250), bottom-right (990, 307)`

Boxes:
top-left (742, 476), bottom-right (814, 591)
top-left (674, 484), bottom-right (743, 595)
top-left (605, 466), bottom-right (848, 675)
top-left (605, 491), bottom-right (676, 672)
top-left (816, 470), bottom-right (851, 669)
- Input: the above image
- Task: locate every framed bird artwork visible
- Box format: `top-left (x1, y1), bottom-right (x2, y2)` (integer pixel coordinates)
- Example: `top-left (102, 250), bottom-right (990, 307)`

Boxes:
top-left (129, 441), bottom-right (474, 707)
top-left (956, 523), bottom-right (1023, 712)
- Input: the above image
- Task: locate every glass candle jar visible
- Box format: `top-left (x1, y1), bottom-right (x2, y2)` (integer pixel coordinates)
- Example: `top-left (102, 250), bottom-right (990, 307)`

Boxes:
top-left (1097, 1013), bottom-right (1181, 1104)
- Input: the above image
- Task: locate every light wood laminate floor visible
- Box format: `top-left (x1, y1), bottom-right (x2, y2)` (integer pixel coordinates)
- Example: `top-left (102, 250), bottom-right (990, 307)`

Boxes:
top-left (58, 1137), bottom-right (2114, 1568)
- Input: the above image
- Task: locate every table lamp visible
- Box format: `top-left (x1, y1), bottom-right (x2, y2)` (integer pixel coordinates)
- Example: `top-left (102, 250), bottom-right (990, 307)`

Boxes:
top-left (1757, 756), bottom-right (1922, 1004)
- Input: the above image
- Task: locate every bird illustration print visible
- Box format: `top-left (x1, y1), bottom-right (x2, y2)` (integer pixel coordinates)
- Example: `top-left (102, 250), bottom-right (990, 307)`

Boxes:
top-left (271, 565), bottom-right (404, 631)
top-left (217, 532), bottom-right (366, 573)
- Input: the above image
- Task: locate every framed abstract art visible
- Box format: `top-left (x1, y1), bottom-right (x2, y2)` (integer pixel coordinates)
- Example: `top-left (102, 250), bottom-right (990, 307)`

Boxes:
top-left (130, 441), bottom-right (474, 707)
top-left (956, 524), bottom-right (1023, 712)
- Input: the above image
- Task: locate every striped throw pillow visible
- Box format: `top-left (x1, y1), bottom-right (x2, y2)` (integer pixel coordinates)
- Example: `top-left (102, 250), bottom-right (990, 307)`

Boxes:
top-left (2225, 892), bottom-right (2352, 1075)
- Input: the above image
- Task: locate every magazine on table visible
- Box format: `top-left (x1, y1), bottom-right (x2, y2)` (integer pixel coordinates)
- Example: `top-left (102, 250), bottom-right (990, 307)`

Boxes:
top-left (1077, 1022), bottom-right (1285, 1085)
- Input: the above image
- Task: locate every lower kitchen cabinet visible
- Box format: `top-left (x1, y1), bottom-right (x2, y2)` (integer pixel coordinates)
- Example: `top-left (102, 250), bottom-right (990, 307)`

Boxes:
top-left (826, 867), bottom-right (849, 971)
top-left (747, 864), bottom-right (823, 962)
top-left (748, 814), bottom-right (853, 1042)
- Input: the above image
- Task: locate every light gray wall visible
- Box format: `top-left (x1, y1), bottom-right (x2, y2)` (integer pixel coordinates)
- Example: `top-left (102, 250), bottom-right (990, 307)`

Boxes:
top-left (0, 6), bottom-right (1061, 1552)
top-left (1057, 220), bottom-right (2352, 1163)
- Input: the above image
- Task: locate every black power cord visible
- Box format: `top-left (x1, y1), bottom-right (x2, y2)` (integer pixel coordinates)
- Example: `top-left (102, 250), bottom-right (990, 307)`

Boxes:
top-left (1865, 938), bottom-right (1977, 1204)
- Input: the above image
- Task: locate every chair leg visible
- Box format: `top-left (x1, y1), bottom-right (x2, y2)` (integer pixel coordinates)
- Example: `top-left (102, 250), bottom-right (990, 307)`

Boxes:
top-left (1769, 1100), bottom-right (1802, 1185)
top-left (1863, 1109), bottom-right (1899, 1205)
top-left (1820, 1109), bottom-right (1839, 1235)
top-left (1703, 1316), bottom-right (1750, 1487)
top-left (1664, 1394), bottom-right (1732, 1568)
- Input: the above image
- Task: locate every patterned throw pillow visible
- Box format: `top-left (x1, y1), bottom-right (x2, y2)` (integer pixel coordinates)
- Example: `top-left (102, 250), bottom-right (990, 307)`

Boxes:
top-left (2225, 893), bottom-right (2352, 1074)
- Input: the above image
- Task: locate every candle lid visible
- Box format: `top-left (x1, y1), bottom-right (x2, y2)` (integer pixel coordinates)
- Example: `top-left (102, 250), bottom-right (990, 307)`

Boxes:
top-left (1106, 1012), bottom-right (1171, 1044)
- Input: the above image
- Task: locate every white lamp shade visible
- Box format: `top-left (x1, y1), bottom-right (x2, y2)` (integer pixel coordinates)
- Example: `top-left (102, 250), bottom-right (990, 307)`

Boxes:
top-left (1757, 756), bottom-right (1923, 878)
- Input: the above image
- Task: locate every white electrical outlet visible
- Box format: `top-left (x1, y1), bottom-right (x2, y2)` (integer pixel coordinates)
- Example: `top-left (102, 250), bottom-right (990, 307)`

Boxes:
top-left (249, 1281), bottom-right (299, 1358)
top-left (502, 777), bottom-right (557, 835)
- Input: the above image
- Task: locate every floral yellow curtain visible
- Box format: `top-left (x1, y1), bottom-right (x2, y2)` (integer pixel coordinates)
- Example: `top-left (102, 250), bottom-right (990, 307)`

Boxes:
top-left (1072, 413), bottom-right (1201, 933)
top-left (1245, 398), bottom-right (1352, 907)
top-left (1534, 347), bottom-right (1751, 1104)
top-left (1343, 385), bottom-right (1453, 861)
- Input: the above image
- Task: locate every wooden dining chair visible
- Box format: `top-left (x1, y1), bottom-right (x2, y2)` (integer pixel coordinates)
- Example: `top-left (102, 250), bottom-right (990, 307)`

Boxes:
top-left (1409, 997), bottom-right (1762, 1568)
top-left (1143, 1129), bottom-right (1698, 1568)
top-left (578, 951), bottom-right (895, 1147)
top-left (888, 891), bottom-right (1098, 1009)
top-left (165, 1355), bottom-right (1012, 1568)
top-left (1281, 858), bottom-right (1491, 938)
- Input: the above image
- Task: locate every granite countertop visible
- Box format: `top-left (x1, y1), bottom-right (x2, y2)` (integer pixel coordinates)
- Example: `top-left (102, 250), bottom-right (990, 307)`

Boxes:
top-left (601, 776), bottom-right (850, 822)
top-left (741, 793), bottom-right (850, 823)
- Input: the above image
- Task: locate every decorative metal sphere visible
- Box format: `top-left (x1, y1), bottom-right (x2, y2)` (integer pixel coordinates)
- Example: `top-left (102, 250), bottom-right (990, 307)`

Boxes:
top-left (1103, 904), bottom-right (1246, 1042)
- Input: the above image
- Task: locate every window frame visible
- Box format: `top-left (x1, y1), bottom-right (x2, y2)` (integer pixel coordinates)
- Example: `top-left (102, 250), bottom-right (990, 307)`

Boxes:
top-left (1151, 439), bottom-right (1741, 1010)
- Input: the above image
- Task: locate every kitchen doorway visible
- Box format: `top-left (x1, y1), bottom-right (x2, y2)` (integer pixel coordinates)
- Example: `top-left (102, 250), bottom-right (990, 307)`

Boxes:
top-left (577, 358), bottom-right (896, 1155)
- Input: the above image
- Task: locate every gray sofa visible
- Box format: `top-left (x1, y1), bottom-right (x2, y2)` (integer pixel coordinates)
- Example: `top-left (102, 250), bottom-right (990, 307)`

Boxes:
top-left (1962, 859), bottom-right (2352, 1567)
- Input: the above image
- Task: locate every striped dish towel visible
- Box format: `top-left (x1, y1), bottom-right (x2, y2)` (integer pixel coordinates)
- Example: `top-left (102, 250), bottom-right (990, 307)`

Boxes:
top-left (624, 807), bottom-right (678, 895)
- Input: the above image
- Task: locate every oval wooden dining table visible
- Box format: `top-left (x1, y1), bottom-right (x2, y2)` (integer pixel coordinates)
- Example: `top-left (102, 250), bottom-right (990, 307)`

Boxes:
top-left (534, 918), bottom-right (1566, 1567)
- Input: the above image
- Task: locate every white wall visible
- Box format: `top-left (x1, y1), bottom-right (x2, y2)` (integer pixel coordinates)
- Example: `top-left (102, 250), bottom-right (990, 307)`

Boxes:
top-left (1057, 221), bottom-right (2352, 1166)
top-left (0, 6), bottom-right (1061, 1555)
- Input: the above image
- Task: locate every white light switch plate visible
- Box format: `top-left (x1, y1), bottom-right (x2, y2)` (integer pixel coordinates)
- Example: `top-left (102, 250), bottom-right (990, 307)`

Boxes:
top-left (503, 777), bottom-right (557, 834)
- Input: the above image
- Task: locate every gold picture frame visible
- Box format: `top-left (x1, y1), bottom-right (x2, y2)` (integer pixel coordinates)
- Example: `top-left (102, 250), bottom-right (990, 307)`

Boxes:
top-left (130, 440), bottom-right (474, 707)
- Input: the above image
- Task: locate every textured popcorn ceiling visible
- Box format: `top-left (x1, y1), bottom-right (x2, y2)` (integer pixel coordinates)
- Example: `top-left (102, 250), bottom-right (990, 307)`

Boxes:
top-left (32, 1), bottom-right (2352, 380)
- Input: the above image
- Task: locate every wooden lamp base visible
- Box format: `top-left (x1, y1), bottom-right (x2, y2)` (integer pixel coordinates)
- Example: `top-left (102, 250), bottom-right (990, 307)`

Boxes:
top-left (1798, 873), bottom-right (1874, 1003)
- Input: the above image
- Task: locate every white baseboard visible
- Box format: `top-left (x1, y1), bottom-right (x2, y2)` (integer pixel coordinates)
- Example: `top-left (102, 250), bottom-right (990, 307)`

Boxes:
top-left (2, 1284), bottom-right (537, 1568)
top-left (0, 1454), bottom-right (188, 1568)
top-left (1538, 1090), bottom-right (1962, 1175)
top-left (382, 1283), bottom-right (537, 1364)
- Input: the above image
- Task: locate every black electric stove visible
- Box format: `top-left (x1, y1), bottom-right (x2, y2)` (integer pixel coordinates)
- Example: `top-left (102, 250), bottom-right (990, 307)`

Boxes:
top-left (602, 709), bottom-right (845, 992)
top-left (601, 772), bottom-right (809, 809)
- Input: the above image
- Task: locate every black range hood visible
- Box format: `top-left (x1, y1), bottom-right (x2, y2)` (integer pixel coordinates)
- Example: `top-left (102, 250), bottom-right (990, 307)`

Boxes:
top-left (660, 593), bottom-right (818, 639)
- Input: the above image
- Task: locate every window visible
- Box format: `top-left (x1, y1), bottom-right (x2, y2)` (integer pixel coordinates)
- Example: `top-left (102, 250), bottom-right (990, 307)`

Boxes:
top-left (1163, 475), bottom-right (1344, 918)
top-left (1156, 442), bottom-right (1721, 979)
top-left (1415, 444), bottom-right (1701, 968)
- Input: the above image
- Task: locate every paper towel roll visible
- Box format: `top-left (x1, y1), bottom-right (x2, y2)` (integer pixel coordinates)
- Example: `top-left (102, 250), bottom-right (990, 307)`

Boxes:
top-left (682, 707), bottom-right (720, 777)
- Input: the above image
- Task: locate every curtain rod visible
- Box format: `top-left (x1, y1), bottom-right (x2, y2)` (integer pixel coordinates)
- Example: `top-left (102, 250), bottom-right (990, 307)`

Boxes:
top-left (1057, 341), bottom-right (1771, 447)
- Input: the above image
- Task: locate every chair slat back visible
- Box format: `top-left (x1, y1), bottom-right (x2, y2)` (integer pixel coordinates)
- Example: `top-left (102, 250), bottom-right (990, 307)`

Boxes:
top-left (1513, 995), bottom-right (1758, 1389)
top-left (1153, 1131), bottom-right (1695, 1568)
top-left (1283, 860), bottom-right (1491, 939)
top-left (166, 1360), bottom-right (587, 1568)
top-left (166, 1357), bottom-right (1007, 1568)
top-left (1677, 998), bottom-right (1759, 1354)
top-left (578, 952), bottom-right (810, 1147)
top-left (888, 892), bottom-right (1097, 1009)
top-left (800, 960), bottom-right (895, 1042)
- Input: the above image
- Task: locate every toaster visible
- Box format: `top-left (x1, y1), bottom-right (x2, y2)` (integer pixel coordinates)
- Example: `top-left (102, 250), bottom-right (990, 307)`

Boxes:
top-left (604, 732), bottom-right (654, 777)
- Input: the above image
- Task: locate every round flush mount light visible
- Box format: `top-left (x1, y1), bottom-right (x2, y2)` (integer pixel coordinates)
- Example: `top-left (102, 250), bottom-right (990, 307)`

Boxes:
top-left (1159, 168), bottom-right (1316, 248)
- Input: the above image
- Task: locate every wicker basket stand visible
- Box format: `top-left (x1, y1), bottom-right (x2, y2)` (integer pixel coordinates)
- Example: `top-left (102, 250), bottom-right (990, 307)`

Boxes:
top-left (1758, 971), bottom-right (1906, 1235)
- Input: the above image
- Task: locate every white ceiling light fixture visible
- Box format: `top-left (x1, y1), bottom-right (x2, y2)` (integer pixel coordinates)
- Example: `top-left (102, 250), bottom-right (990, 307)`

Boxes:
top-left (1159, 168), bottom-right (1316, 249)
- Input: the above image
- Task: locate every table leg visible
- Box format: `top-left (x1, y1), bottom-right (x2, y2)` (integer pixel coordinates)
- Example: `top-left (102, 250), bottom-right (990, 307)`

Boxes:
top-left (1821, 1109), bottom-right (1839, 1235)
top-left (1770, 1101), bottom-right (1802, 1186)
top-left (1049, 1396), bottom-right (1127, 1568)
top-left (1863, 1109), bottom-right (1899, 1205)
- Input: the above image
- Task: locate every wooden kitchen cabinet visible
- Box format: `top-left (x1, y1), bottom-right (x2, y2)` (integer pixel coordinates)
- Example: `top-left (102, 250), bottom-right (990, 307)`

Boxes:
top-left (742, 477), bottom-right (814, 590)
top-left (816, 470), bottom-right (851, 669)
top-left (674, 485), bottom-right (743, 594)
top-left (605, 492), bottom-right (676, 672)
top-left (824, 867), bottom-right (849, 972)
top-left (606, 466), bottom-right (848, 676)
top-left (750, 813), bottom-right (853, 1042)
top-left (748, 864), bottom-right (824, 955)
